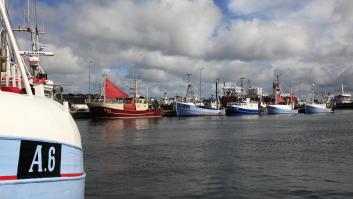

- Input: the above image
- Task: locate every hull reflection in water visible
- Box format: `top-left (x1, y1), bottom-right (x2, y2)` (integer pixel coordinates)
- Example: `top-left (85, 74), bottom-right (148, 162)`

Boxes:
top-left (96, 118), bottom-right (162, 145)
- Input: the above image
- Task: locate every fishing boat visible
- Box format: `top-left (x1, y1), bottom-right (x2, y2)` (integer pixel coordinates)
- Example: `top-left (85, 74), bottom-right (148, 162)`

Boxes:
top-left (87, 77), bottom-right (163, 118)
top-left (304, 103), bottom-right (333, 113)
top-left (304, 84), bottom-right (333, 113)
top-left (267, 104), bottom-right (298, 114)
top-left (176, 101), bottom-right (225, 116)
top-left (175, 80), bottom-right (224, 116)
top-left (226, 98), bottom-right (259, 115)
top-left (0, 2), bottom-right (85, 198)
top-left (334, 84), bottom-right (352, 104)
top-left (333, 84), bottom-right (353, 109)
top-left (266, 74), bottom-right (298, 114)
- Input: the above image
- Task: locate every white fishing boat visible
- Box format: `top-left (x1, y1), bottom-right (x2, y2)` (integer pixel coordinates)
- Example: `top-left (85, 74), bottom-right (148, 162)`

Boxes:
top-left (304, 103), bottom-right (333, 113)
top-left (175, 77), bottom-right (224, 116)
top-left (176, 101), bottom-right (225, 116)
top-left (334, 84), bottom-right (352, 104)
top-left (304, 84), bottom-right (333, 113)
top-left (0, 1), bottom-right (85, 198)
top-left (266, 74), bottom-right (298, 114)
top-left (267, 104), bottom-right (298, 114)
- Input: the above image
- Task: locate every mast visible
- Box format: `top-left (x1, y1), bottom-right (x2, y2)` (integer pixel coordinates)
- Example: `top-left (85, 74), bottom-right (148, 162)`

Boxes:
top-left (240, 77), bottom-right (245, 97)
top-left (199, 67), bottom-right (204, 101)
top-left (290, 88), bottom-right (292, 104)
top-left (133, 78), bottom-right (138, 98)
top-left (146, 87), bottom-right (149, 103)
top-left (273, 73), bottom-right (280, 104)
top-left (216, 78), bottom-right (219, 109)
top-left (312, 83), bottom-right (315, 103)
top-left (102, 74), bottom-right (107, 103)
top-left (0, 0), bottom-right (32, 96)
top-left (87, 59), bottom-right (93, 102)
top-left (13, 0), bottom-right (53, 75)
top-left (185, 73), bottom-right (195, 102)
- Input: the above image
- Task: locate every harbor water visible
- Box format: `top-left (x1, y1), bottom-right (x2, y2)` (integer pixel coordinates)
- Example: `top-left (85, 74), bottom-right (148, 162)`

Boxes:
top-left (79, 110), bottom-right (353, 198)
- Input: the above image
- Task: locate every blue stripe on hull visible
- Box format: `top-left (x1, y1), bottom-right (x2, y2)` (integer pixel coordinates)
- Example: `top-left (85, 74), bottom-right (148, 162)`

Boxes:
top-left (176, 103), bottom-right (223, 116)
top-left (267, 107), bottom-right (298, 114)
top-left (226, 107), bottom-right (259, 115)
top-left (305, 105), bottom-right (333, 113)
top-left (0, 177), bottom-right (85, 199)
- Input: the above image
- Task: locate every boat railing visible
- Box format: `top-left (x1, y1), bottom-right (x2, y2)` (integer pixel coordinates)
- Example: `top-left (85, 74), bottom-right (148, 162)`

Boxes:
top-left (227, 102), bottom-right (247, 106)
top-left (86, 98), bottom-right (125, 104)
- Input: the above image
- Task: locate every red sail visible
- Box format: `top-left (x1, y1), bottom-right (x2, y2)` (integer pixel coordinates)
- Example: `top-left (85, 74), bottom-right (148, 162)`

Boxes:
top-left (105, 79), bottom-right (129, 99)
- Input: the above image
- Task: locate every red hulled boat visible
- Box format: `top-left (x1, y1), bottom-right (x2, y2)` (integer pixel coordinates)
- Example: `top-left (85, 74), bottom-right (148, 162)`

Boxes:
top-left (87, 77), bottom-right (163, 118)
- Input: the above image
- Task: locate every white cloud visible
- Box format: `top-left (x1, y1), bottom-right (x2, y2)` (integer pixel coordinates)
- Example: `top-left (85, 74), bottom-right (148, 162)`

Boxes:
top-left (210, 19), bottom-right (311, 60)
top-left (10, 0), bottom-right (353, 97)
top-left (40, 44), bottom-right (82, 74)
top-left (71, 0), bottom-right (221, 57)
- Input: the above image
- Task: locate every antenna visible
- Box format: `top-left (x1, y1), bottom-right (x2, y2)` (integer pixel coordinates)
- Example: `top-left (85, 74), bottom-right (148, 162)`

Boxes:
top-left (129, 74), bottom-right (139, 98)
top-left (198, 67), bottom-right (204, 99)
top-left (185, 73), bottom-right (192, 83)
top-left (216, 78), bottom-right (219, 109)
top-left (274, 72), bottom-right (280, 83)
top-left (311, 83), bottom-right (316, 102)
top-left (25, 0), bottom-right (30, 25)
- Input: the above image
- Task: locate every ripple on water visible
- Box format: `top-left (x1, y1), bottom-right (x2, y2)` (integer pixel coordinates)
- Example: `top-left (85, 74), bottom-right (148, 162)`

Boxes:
top-left (79, 111), bottom-right (353, 198)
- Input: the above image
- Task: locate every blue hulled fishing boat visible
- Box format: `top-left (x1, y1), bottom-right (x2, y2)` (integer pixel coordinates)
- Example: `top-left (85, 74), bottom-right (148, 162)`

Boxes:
top-left (176, 102), bottom-right (224, 116)
top-left (267, 104), bottom-right (298, 114)
top-left (304, 84), bottom-right (333, 113)
top-left (266, 74), bottom-right (298, 115)
top-left (176, 75), bottom-right (224, 117)
top-left (226, 98), bottom-right (259, 115)
top-left (304, 103), bottom-right (333, 113)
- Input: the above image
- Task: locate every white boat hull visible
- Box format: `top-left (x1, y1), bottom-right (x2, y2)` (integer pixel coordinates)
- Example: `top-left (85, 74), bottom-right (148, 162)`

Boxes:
top-left (0, 92), bottom-right (85, 198)
top-left (304, 103), bottom-right (333, 113)
top-left (267, 104), bottom-right (298, 114)
top-left (176, 102), bottom-right (224, 116)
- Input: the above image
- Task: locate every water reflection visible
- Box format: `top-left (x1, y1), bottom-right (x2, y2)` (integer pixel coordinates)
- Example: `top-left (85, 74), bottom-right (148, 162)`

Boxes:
top-left (92, 118), bottom-right (162, 145)
top-left (81, 111), bottom-right (353, 198)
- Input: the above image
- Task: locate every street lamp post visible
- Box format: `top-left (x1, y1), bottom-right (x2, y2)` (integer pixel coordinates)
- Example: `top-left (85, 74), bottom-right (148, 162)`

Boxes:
top-left (88, 59), bottom-right (93, 102)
